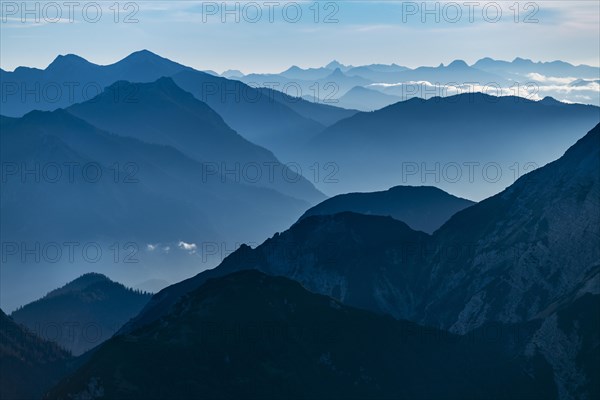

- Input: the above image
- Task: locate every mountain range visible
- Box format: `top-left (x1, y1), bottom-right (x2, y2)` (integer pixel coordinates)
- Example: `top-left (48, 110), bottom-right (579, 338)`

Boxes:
top-left (0, 50), bottom-right (357, 161)
top-left (231, 57), bottom-right (600, 108)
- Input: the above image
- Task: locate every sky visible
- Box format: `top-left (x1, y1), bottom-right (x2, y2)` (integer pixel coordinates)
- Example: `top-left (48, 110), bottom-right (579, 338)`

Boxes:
top-left (1, 1), bottom-right (599, 73)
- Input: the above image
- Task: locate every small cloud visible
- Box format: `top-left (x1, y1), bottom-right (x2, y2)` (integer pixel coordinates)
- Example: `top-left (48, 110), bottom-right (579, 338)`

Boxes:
top-left (146, 244), bottom-right (157, 251)
top-left (178, 241), bottom-right (197, 254)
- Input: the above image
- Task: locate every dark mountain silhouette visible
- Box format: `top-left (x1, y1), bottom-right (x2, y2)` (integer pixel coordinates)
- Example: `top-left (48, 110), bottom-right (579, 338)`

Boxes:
top-left (120, 124), bottom-right (600, 399)
top-left (11, 273), bottom-right (151, 355)
top-left (47, 271), bottom-right (553, 400)
top-left (306, 93), bottom-right (600, 199)
top-left (67, 77), bottom-right (324, 203)
top-left (299, 185), bottom-right (475, 234)
top-left (0, 309), bottom-right (71, 400)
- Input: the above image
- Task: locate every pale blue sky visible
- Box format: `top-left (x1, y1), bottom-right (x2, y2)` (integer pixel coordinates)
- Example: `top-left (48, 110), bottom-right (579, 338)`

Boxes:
top-left (1, 1), bottom-right (599, 72)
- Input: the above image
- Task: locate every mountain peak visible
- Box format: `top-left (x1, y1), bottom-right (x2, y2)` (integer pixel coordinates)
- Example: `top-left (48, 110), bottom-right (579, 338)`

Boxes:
top-left (40, 272), bottom-right (114, 300)
top-left (125, 49), bottom-right (161, 60)
top-left (512, 57), bottom-right (533, 64)
top-left (283, 65), bottom-right (302, 73)
top-left (57, 272), bottom-right (112, 290)
top-left (538, 96), bottom-right (563, 105)
top-left (447, 59), bottom-right (469, 68)
top-left (326, 60), bottom-right (345, 69)
top-left (116, 49), bottom-right (179, 67)
top-left (47, 54), bottom-right (92, 70)
top-left (221, 69), bottom-right (244, 77)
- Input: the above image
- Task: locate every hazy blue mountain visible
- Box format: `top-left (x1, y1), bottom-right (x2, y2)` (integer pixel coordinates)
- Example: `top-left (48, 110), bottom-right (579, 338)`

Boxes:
top-left (170, 69), bottom-right (333, 160)
top-left (48, 271), bottom-right (553, 400)
top-left (306, 93), bottom-right (600, 199)
top-left (0, 50), bottom-right (192, 117)
top-left (325, 60), bottom-right (353, 72)
top-left (299, 185), bottom-right (475, 234)
top-left (236, 57), bottom-right (600, 109)
top-left (280, 65), bottom-right (333, 80)
top-left (0, 108), bottom-right (312, 312)
top-left (11, 273), bottom-right (151, 355)
top-left (473, 57), bottom-right (600, 79)
top-left (1, 109), bottom-right (215, 244)
top-left (570, 79), bottom-right (600, 87)
top-left (244, 61), bottom-right (409, 87)
top-left (67, 77), bottom-right (324, 203)
top-left (0, 309), bottom-right (71, 400)
top-left (220, 69), bottom-right (244, 78)
top-left (239, 68), bottom-right (374, 107)
top-left (336, 86), bottom-right (404, 111)
top-left (201, 69), bottom-right (219, 76)
top-left (253, 86), bottom-right (358, 125)
top-left (345, 63), bottom-right (409, 80)
top-left (278, 61), bottom-right (404, 80)
top-left (353, 59), bottom-right (506, 85)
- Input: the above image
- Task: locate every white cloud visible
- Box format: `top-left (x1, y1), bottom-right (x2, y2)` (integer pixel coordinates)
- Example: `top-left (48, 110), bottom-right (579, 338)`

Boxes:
top-left (526, 73), bottom-right (576, 85)
top-left (178, 241), bottom-right (197, 254)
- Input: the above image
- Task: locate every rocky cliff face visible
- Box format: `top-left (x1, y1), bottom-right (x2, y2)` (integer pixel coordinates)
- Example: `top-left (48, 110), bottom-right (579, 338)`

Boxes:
top-left (425, 124), bottom-right (600, 332)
